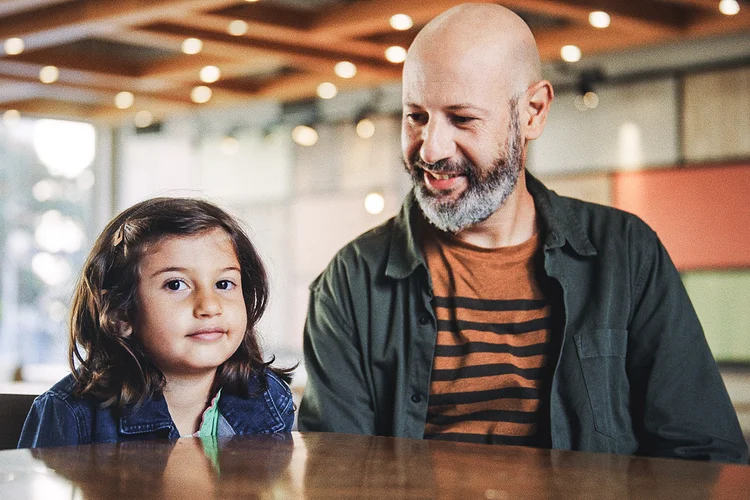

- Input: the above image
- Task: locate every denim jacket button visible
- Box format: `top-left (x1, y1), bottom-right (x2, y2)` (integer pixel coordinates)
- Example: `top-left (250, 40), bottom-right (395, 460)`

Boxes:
top-left (411, 393), bottom-right (422, 403)
top-left (418, 315), bottom-right (429, 326)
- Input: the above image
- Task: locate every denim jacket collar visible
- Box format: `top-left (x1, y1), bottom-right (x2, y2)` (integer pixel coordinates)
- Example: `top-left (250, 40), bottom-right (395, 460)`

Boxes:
top-left (385, 171), bottom-right (596, 280)
top-left (120, 375), bottom-right (287, 437)
top-left (119, 393), bottom-right (175, 436)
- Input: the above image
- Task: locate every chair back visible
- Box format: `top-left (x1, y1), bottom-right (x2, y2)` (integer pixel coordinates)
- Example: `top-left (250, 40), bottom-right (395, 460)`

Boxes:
top-left (0, 393), bottom-right (37, 449)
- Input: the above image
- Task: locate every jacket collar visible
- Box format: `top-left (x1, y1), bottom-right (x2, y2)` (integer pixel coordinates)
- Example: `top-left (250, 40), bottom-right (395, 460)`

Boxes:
top-left (525, 172), bottom-right (597, 256)
top-left (385, 171), bottom-right (596, 279)
top-left (119, 393), bottom-right (174, 435)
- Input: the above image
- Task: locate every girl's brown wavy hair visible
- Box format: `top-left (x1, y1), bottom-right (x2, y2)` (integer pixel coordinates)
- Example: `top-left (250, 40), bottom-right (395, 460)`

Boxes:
top-left (69, 197), bottom-right (292, 408)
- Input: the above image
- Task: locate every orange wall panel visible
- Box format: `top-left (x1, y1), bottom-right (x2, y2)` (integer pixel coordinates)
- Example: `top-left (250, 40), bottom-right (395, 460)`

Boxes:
top-left (612, 164), bottom-right (750, 271)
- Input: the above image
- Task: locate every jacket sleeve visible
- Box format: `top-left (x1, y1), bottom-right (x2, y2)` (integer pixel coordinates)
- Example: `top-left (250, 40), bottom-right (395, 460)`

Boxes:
top-left (17, 392), bottom-right (83, 448)
top-left (627, 232), bottom-right (748, 463)
top-left (298, 266), bottom-right (377, 434)
top-left (268, 372), bottom-right (295, 433)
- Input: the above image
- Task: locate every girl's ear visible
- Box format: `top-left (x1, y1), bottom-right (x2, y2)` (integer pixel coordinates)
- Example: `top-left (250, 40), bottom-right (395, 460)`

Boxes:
top-left (118, 321), bottom-right (133, 337)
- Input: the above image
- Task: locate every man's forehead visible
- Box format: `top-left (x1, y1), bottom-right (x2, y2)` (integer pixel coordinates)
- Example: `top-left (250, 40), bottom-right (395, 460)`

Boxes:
top-left (402, 63), bottom-right (511, 108)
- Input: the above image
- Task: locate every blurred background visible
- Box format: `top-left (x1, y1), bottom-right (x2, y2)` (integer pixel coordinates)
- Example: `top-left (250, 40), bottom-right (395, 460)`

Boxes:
top-left (0, 0), bottom-right (748, 438)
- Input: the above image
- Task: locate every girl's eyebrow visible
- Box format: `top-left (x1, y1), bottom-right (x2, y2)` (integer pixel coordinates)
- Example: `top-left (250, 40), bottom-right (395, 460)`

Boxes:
top-left (149, 266), bottom-right (241, 278)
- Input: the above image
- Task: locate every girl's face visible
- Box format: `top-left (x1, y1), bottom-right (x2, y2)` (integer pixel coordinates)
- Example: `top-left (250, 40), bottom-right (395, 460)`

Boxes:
top-left (133, 228), bottom-right (248, 380)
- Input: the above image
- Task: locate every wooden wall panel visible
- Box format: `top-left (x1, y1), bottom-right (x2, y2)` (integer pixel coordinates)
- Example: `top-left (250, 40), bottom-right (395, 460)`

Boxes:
top-left (539, 172), bottom-right (613, 206)
top-left (612, 164), bottom-right (750, 270)
top-left (683, 66), bottom-right (750, 162)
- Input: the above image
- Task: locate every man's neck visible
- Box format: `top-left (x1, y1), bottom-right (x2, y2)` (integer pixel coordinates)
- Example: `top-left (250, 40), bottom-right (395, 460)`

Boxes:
top-left (453, 173), bottom-right (537, 249)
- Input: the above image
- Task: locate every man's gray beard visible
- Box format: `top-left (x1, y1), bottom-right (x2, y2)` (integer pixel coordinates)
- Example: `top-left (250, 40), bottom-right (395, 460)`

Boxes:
top-left (409, 112), bottom-right (523, 234)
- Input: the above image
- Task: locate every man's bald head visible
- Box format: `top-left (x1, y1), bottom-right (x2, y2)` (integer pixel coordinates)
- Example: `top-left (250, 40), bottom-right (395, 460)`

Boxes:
top-left (406, 3), bottom-right (541, 94)
top-left (400, 3), bottom-right (554, 234)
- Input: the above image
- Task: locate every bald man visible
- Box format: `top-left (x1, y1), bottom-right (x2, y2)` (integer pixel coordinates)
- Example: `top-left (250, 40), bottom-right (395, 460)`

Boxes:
top-left (298, 4), bottom-right (748, 463)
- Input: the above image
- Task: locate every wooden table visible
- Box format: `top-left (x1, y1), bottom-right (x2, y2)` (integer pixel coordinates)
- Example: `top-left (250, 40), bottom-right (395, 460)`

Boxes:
top-left (0, 432), bottom-right (748, 499)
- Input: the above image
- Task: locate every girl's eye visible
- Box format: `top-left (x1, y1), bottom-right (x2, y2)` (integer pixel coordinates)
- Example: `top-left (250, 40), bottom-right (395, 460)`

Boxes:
top-left (165, 280), bottom-right (187, 291)
top-left (216, 280), bottom-right (235, 290)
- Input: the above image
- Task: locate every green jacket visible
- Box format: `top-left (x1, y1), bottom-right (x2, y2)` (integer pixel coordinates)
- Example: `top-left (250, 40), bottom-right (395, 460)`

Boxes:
top-left (299, 173), bottom-right (748, 463)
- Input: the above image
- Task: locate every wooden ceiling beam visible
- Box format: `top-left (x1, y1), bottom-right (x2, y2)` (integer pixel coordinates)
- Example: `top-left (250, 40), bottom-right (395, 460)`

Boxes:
top-left (0, 0), bottom-right (67, 17)
top-left (0, 98), bottom-right (106, 121)
top-left (177, 12), bottom-right (389, 58)
top-left (535, 25), bottom-right (666, 61)
top-left (542, 0), bottom-right (695, 28)
top-left (0, 60), bottom-right (206, 106)
top-left (0, 0), bottom-right (238, 51)
top-left (686, 9), bottom-right (750, 36)
top-left (138, 23), bottom-right (402, 79)
top-left (311, 0), bottom-right (687, 39)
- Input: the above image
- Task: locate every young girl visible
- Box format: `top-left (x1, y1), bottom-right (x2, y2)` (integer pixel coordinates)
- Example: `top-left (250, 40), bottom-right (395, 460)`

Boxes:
top-left (18, 197), bottom-right (294, 447)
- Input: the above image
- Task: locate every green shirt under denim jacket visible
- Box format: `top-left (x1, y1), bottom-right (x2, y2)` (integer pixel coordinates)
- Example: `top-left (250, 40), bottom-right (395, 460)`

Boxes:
top-left (299, 172), bottom-right (749, 464)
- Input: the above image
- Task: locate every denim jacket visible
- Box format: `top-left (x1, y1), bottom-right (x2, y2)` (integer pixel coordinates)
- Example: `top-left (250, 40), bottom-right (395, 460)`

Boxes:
top-left (18, 369), bottom-right (294, 448)
top-left (299, 173), bottom-right (748, 464)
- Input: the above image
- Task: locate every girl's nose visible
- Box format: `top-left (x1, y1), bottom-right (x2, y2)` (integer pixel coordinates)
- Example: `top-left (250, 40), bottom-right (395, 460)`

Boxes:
top-left (194, 288), bottom-right (222, 318)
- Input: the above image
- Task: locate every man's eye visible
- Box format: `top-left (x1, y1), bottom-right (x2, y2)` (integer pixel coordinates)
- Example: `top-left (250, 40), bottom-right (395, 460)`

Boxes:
top-left (452, 115), bottom-right (476, 124)
top-left (216, 280), bottom-right (236, 290)
top-left (406, 113), bottom-right (426, 124)
top-left (165, 280), bottom-right (186, 291)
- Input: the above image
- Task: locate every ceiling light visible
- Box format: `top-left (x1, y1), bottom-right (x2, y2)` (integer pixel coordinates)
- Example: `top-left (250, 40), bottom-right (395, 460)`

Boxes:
top-left (200, 65), bottom-right (221, 83)
top-left (32, 252), bottom-right (72, 286)
top-left (389, 14), bottom-right (414, 31)
top-left (3, 37), bottom-right (24, 55)
top-left (228, 20), bottom-right (249, 36)
top-left (588, 11), bottom-right (611, 28)
top-left (245, 0), bottom-right (259, 2)
top-left (356, 118), bottom-right (375, 139)
top-left (385, 46), bottom-right (407, 63)
top-left (39, 66), bottom-right (59, 83)
top-left (191, 85), bottom-right (213, 103)
top-left (220, 136), bottom-right (240, 156)
top-left (574, 95), bottom-right (588, 112)
top-left (317, 82), bottom-right (338, 99)
top-left (35, 210), bottom-right (84, 253)
top-left (3, 109), bottom-right (21, 123)
top-left (33, 180), bottom-right (60, 202)
top-left (114, 91), bottom-right (134, 109)
top-left (583, 91), bottom-right (599, 109)
top-left (33, 119), bottom-right (95, 179)
top-left (561, 45), bottom-right (582, 62)
top-left (292, 125), bottom-right (318, 146)
top-left (364, 193), bottom-right (385, 215)
top-left (134, 110), bottom-right (153, 128)
top-left (719, 0), bottom-right (740, 15)
top-left (334, 61), bottom-right (357, 79)
top-left (181, 37), bottom-right (203, 55)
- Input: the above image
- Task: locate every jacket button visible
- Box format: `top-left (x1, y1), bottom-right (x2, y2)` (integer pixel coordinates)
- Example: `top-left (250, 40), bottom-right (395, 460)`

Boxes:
top-left (411, 393), bottom-right (422, 403)
top-left (419, 315), bottom-right (429, 325)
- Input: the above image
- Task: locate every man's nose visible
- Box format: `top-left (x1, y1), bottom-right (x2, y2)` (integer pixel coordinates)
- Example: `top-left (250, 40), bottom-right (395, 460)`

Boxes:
top-left (194, 288), bottom-right (222, 318)
top-left (420, 118), bottom-right (456, 165)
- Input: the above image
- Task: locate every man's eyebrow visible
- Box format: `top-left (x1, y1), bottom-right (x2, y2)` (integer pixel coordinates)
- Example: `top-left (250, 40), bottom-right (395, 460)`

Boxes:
top-left (445, 104), bottom-right (488, 114)
top-left (403, 102), bottom-right (488, 114)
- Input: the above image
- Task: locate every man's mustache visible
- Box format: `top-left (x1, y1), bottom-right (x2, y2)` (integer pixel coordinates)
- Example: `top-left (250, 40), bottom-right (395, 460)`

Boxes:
top-left (406, 155), bottom-right (473, 175)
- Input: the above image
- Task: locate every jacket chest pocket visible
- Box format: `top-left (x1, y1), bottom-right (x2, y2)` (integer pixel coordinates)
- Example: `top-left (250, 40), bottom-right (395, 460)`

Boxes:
top-left (574, 329), bottom-right (630, 441)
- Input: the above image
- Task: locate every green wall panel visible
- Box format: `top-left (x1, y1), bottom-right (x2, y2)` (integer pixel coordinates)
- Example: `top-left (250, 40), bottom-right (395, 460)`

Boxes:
top-left (682, 270), bottom-right (750, 363)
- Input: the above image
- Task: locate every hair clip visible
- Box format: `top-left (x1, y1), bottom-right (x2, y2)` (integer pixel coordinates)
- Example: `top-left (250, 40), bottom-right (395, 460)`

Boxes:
top-left (112, 223), bottom-right (126, 247)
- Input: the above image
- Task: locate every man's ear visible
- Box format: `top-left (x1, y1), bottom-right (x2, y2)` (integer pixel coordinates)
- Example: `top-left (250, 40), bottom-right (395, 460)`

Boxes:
top-left (522, 80), bottom-right (554, 141)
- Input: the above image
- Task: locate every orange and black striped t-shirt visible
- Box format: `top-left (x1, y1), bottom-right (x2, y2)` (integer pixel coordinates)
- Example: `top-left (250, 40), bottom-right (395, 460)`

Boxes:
top-left (422, 225), bottom-right (555, 447)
